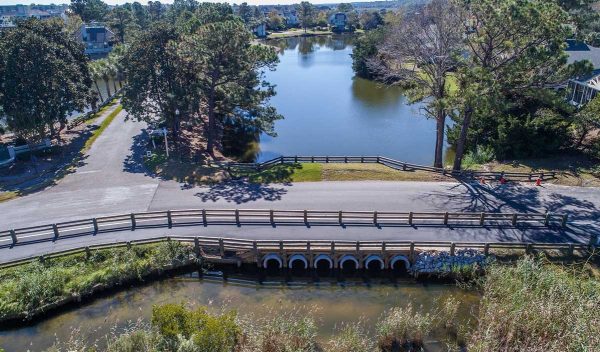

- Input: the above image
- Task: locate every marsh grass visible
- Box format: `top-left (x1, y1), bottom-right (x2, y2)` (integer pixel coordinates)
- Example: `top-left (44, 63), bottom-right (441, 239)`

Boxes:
top-left (0, 241), bottom-right (194, 321)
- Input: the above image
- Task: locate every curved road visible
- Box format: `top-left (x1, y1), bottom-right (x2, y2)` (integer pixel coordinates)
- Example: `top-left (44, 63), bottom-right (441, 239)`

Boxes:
top-left (0, 112), bottom-right (599, 262)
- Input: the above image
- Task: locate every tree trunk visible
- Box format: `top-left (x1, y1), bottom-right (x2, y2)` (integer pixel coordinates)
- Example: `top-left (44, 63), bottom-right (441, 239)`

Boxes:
top-left (94, 81), bottom-right (104, 103)
top-left (207, 89), bottom-right (216, 157)
top-left (452, 107), bottom-right (473, 171)
top-left (434, 109), bottom-right (446, 169)
top-left (104, 78), bottom-right (112, 98)
top-left (113, 79), bottom-right (118, 95)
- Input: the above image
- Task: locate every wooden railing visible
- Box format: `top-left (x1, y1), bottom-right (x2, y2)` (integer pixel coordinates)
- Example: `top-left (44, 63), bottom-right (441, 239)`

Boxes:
top-left (0, 235), bottom-right (593, 269)
top-left (218, 156), bottom-right (557, 181)
top-left (0, 209), bottom-right (569, 247)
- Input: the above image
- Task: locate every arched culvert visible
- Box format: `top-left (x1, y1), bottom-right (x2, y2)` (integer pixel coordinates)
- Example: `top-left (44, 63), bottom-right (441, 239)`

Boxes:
top-left (365, 255), bottom-right (384, 270)
top-left (313, 254), bottom-right (333, 269)
top-left (288, 254), bottom-right (308, 269)
top-left (262, 253), bottom-right (283, 270)
top-left (390, 255), bottom-right (411, 274)
top-left (340, 254), bottom-right (359, 271)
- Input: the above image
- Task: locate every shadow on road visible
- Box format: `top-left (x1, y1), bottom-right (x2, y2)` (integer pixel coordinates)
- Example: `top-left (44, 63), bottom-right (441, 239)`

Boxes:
top-left (122, 129), bottom-right (152, 176)
top-left (195, 180), bottom-right (289, 204)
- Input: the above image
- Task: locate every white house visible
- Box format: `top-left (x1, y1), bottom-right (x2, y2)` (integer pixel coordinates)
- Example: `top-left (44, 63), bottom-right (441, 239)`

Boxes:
top-left (566, 39), bottom-right (600, 106)
top-left (253, 23), bottom-right (267, 38)
top-left (283, 11), bottom-right (299, 26)
top-left (329, 13), bottom-right (348, 32)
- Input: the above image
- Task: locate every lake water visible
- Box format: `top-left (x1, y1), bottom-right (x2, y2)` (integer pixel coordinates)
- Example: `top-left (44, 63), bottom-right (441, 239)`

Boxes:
top-left (0, 274), bottom-right (478, 351)
top-left (256, 35), bottom-right (448, 165)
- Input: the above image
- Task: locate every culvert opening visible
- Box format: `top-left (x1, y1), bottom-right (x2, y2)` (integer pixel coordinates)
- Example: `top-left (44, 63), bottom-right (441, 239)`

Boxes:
top-left (341, 261), bottom-right (358, 275)
top-left (290, 260), bottom-right (308, 276)
top-left (366, 261), bottom-right (383, 275)
top-left (392, 260), bottom-right (409, 277)
top-left (264, 259), bottom-right (281, 274)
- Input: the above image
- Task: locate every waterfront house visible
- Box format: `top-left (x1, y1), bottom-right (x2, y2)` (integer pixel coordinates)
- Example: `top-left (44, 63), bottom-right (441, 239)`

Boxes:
top-left (76, 23), bottom-right (115, 58)
top-left (253, 23), bottom-right (267, 38)
top-left (565, 39), bottom-right (600, 106)
top-left (329, 13), bottom-right (348, 32)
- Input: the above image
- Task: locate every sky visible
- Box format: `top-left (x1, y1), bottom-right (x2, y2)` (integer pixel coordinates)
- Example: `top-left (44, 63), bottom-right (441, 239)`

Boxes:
top-left (0, 0), bottom-right (369, 5)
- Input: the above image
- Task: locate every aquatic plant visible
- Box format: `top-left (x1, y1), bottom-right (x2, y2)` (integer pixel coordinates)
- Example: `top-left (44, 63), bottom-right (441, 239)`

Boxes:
top-left (326, 322), bottom-right (374, 352)
top-left (376, 303), bottom-right (434, 351)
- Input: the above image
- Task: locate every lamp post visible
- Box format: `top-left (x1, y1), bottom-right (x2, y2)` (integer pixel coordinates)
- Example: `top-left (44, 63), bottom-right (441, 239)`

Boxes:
top-left (163, 127), bottom-right (169, 158)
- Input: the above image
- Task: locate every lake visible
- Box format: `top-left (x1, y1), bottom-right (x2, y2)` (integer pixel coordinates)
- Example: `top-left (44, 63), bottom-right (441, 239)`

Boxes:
top-left (256, 35), bottom-right (448, 165)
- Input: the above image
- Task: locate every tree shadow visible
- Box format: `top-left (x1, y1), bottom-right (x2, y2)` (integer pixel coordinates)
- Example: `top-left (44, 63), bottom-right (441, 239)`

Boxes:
top-left (122, 129), bottom-right (152, 176)
top-left (195, 180), bottom-right (289, 204)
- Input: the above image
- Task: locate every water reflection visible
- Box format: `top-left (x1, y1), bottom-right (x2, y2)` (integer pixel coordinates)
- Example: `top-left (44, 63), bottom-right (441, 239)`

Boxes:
top-left (253, 35), bottom-right (449, 165)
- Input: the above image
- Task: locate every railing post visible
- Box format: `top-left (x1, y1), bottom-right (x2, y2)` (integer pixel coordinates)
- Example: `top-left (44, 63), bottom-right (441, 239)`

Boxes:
top-left (280, 156), bottom-right (284, 164)
top-left (338, 211), bottom-right (343, 225)
top-left (130, 213), bottom-right (136, 230)
top-left (408, 212), bottom-right (413, 225)
top-left (450, 242), bottom-right (456, 256)
top-left (381, 241), bottom-right (386, 253)
top-left (279, 240), bottom-right (284, 253)
top-left (512, 214), bottom-right (518, 227)
top-left (526, 243), bottom-right (533, 255)
top-left (330, 241), bottom-right (335, 253)
top-left (402, 163), bottom-right (406, 171)
top-left (270, 210), bottom-right (274, 224)
top-left (307, 240), bottom-right (311, 254)
top-left (10, 230), bottom-right (17, 244)
top-left (92, 218), bottom-right (98, 233)
top-left (235, 209), bottom-right (240, 226)
top-left (219, 238), bottom-right (225, 257)
top-left (311, 156), bottom-right (314, 163)
top-left (568, 244), bottom-right (574, 257)
top-left (484, 243), bottom-right (490, 256)
top-left (326, 156), bottom-right (329, 163)
top-left (443, 212), bottom-right (449, 225)
top-left (373, 211), bottom-right (378, 225)
top-left (53, 224), bottom-right (59, 239)
top-left (544, 212), bottom-right (550, 226)
top-left (167, 210), bottom-right (173, 228)
top-left (202, 209), bottom-right (207, 226)
top-left (376, 156), bottom-right (380, 163)
top-left (344, 156), bottom-right (348, 163)
top-left (360, 156), bottom-right (364, 163)
top-left (294, 155), bottom-right (298, 163)
top-left (304, 210), bottom-right (308, 224)
top-left (194, 237), bottom-right (200, 256)
top-left (561, 214), bottom-right (568, 228)
top-left (479, 212), bottom-right (485, 226)
top-left (85, 246), bottom-right (91, 259)
top-left (409, 242), bottom-right (415, 261)
top-left (355, 241), bottom-right (360, 253)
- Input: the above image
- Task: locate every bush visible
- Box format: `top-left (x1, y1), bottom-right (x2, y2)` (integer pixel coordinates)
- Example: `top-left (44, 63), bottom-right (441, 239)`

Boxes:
top-left (327, 323), bottom-right (374, 352)
top-left (376, 304), bottom-right (434, 351)
top-left (461, 145), bottom-right (495, 169)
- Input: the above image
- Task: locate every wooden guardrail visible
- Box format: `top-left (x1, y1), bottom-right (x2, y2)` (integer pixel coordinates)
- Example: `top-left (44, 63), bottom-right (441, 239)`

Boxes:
top-left (0, 235), bottom-right (593, 269)
top-left (0, 209), bottom-right (569, 247)
top-left (218, 156), bottom-right (557, 181)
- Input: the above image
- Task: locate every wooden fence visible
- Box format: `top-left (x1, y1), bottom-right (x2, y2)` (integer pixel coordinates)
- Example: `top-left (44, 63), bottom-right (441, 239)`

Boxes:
top-left (0, 235), bottom-right (593, 270)
top-left (219, 156), bottom-right (557, 181)
top-left (0, 209), bottom-right (568, 247)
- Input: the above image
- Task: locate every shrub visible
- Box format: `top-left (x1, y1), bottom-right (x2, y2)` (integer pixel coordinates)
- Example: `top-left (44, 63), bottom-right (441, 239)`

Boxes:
top-left (376, 304), bottom-right (434, 351)
top-left (462, 145), bottom-right (495, 169)
top-left (243, 309), bottom-right (319, 352)
top-left (326, 323), bottom-right (374, 352)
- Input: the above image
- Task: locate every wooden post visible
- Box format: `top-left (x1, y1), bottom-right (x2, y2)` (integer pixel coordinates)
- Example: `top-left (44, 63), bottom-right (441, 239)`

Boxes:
top-left (479, 212), bottom-right (485, 226)
top-left (568, 244), bottom-right (574, 257)
top-left (92, 218), bottom-right (99, 233)
top-left (235, 209), bottom-right (240, 226)
top-left (355, 241), bottom-right (360, 253)
top-left (376, 156), bottom-right (380, 163)
top-left (330, 241), bottom-right (335, 253)
top-left (279, 240), bottom-right (284, 253)
top-left (381, 241), bottom-right (386, 254)
top-left (561, 214), bottom-right (568, 228)
top-left (544, 212), bottom-right (550, 226)
top-left (443, 212), bottom-right (449, 225)
top-left (408, 212), bottom-right (413, 225)
top-left (338, 211), bottom-right (343, 225)
top-left (344, 156), bottom-right (348, 163)
top-left (402, 163), bottom-right (406, 171)
top-left (85, 246), bottom-right (91, 259)
top-left (130, 213), bottom-right (136, 230)
top-left (304, 210), bottom-right (308, 224)
top-left (253, 241), bottom-right (260, 267)
top-left (373, 211), bottom-right (378, 225)
top-left (525, 243), bottom-right (532, 255)
top-left (311, 156), bottom-right (314, 163)
top-left (202, 209), bottom-right (207, 226)
top-left (194, 237), bottom-right (201, 256)
top-left (450, 242), bottom-right (456, 256)
top-left (270, 210), bottom-right (274, 224)
top-left (167, 210), bottom-right (173, 228)
top-left (409, 242), bottom-right (415, 261)
top-left (10, 230), bottom-right (17, 244)
top-left (484, 243), bottom-right (490, 256)
top-left (360, 156), bottom-right (364, 163)
top-left (512, 214), bottom-right (518, 227)
top-left (219, 238), bottom-right (225, 257)
top-left (53, 224), bottom-right (59, 239)
top-left (326, 156), bottom-right (329, 163)
top-left (127, 241), bottom-right (132, 249)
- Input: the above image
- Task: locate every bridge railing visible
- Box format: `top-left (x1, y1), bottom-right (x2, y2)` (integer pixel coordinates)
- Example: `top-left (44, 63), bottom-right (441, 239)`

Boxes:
top-left (217, 156), bottom-right (557, 181)
top-left (0, 235), bottom-right (593, 269)
top-left (0, 209), bottom-right (569, 247)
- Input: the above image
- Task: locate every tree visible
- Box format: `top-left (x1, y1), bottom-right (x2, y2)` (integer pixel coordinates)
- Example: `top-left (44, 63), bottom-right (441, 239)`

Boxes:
top-left (121, 23), bottom-right (193, 153)
top-left (147, 1), bottom-right (165, 23)
top-left (315, 11), bottom-right (329, 28)
top-left (450, 0), bottom-right (576, 170)
top-left (107, 6), bottom-right (133, 43)
top-left (237, 2), bottom-right (254, 24)
top-left (337, 3), bottom-right (354, 13)
top-left (359, 11), bottom-right (384, 30)
top-left (351, 27), bottom-right (384, 79)
top-left (267, 10), bottom-right (285, 31)
top-left (178, 20), bottom-right (281, 156)
top-left (131, 2), bottom-right (150, 30)
top-left (371, 0), bottom-right (464, 168)
top-left (0, 19), bottom-right (92, 143)
top-left (89, 61), bottom-right (105, 102)
top-left (296, 1), bottom-right (315, 33)
top-left (69, 0), bottom-right (109, 22)
top-left (196, 3), bottom-right (235, 25)
top-left (574, 95), bottom-right (600, 148)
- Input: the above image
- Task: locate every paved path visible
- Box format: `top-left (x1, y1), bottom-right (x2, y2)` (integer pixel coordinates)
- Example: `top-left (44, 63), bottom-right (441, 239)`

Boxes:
top-left (0, 114), bottom-right (599, 262)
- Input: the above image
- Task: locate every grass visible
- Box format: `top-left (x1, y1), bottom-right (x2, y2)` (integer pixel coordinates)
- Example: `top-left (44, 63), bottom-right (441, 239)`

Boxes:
top-left (82, 104), bottom-right (123, 152)
top-left (0, 241), bottom-right (194, 322)
top-left (267, 28), bottom-right (333, 39)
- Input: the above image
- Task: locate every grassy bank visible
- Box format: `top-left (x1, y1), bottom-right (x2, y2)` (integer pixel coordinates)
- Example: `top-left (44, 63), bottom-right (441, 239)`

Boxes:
top-left (0, 241), bottom-right (194, 322)
top-left (267, 29), bottom-right (333, 39)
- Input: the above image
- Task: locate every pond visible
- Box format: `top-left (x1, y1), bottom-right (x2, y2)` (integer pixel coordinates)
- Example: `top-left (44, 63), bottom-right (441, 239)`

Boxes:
top-left (254, 35), bottom-right (450, 165)
top-left (0, 273), bottom-right (478, 351)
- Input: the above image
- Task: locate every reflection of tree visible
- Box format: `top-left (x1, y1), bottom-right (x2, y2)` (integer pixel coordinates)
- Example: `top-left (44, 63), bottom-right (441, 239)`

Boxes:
top-left (351, 77), bottom-right (405, 107)
top-left (297, 37), bottom-right (315, 55)
top-left (325, 34), bottom-right (354, 51)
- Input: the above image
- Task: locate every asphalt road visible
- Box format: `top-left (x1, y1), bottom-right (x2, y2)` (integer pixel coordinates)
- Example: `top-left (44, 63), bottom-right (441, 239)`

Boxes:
top-left (0, 113), bottom-right (599, 262)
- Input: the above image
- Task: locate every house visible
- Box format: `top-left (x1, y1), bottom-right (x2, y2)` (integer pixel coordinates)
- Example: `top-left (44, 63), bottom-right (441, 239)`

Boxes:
top-left (253, 23), bottom-right (267, 38)
top-left (565, 39), bottom-right (600, 106)
top-left (0, 4), bottom-right (66, 30)
top-left (283, 11), bottom-right (299, 27)
top-left (76, 23), bottom-right (115, 57)
top-left (329, 13), bottom-right (348, 32)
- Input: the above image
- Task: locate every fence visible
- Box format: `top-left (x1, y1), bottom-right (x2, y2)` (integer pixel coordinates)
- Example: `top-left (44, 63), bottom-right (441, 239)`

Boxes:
top-left (0, 235), bottom-right (593, 270)
top-left (219, 156), bottom-right (557, 181)
top-left (0, 209), bottom-right (569, 247)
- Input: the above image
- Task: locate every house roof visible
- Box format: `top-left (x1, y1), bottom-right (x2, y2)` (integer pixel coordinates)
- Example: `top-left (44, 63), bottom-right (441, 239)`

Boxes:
top-left (566, 39), bottom-right (600, 69)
